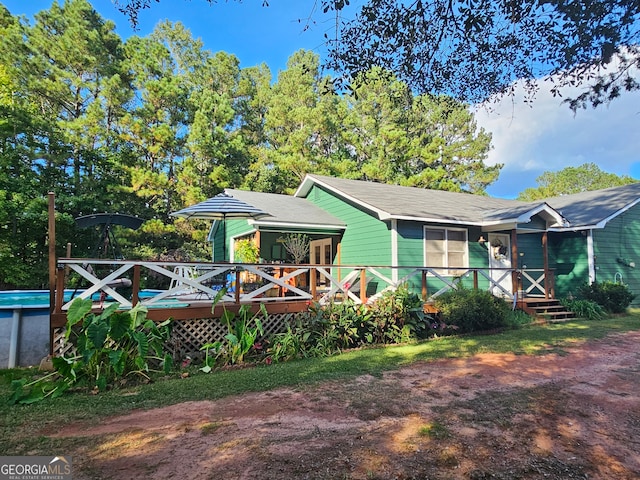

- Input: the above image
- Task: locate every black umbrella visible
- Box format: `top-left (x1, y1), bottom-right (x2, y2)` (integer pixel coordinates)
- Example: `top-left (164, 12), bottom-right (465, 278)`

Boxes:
top-left (170, 193), bottom-right (270, 260)
top-left (75, 213), bottom-right (144, 259)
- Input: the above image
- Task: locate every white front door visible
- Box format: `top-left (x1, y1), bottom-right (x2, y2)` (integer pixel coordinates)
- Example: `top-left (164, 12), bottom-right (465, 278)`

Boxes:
top-left (488, 233), bottom-right (512, 297)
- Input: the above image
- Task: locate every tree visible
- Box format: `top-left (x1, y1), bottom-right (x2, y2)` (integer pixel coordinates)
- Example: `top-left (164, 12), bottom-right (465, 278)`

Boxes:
top-left (330, 0), bottom-right (640, 110)
top-left (517, 163), bottom-right (637, 201)
top-left (0, 0), bottom-right (133, 287)
top-left (346, 68), bottom-right (496, 192)
top-left (115, 0), bottom-right (640, 110)
top-left (256, 50), bottom-right (352, 193)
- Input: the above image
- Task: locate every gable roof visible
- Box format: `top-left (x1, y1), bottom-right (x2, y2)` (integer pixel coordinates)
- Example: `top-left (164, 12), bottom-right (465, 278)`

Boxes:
top-left (225, 188), bottom-right (346, 231)
top-left (545, 182), bottom-right (640, 229)
top-left (296, 174), bottom-right (566, 229)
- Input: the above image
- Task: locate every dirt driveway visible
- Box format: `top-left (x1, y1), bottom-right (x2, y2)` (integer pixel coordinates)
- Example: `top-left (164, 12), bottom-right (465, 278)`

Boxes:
top-left (52, 331), bottom-right (640, 479)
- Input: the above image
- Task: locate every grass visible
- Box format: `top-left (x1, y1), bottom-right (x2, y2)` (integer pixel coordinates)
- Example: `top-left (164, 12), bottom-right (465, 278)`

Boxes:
top-left (1, 312), bottom-right (639, 455)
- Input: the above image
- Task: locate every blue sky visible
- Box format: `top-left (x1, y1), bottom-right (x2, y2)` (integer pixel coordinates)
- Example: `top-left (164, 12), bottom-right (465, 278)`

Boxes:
top-left (4, 0), bottom-right (640, 198)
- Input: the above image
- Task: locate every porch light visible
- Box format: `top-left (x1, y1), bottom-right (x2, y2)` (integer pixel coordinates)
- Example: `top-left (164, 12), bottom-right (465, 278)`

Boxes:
top-left (478, 235), bottom-right (487, 244)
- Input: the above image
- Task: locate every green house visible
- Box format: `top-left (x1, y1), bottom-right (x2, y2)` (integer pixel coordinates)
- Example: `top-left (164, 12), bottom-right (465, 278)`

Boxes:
top-left (545, 183), bottom-right (640, 304)
top-left (210, 175), bottom-right (640, 304)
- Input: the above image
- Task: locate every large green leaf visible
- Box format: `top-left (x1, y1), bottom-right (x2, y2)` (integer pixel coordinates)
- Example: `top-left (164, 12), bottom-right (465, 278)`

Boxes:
top-left (67, 297), bottom-right (93, 324)
top-left (162, 353), bottom-right (173, 374)
top-left (132, 330), bottom-right (149, 358)
top-left (109, 312), bottom-right (132, 341)
top-left (66, 297), bottom-right (94, 339)
top-left (108, 349), bottom-right (125, 375)
top-left (87, 320), bottom-right (109, 348)
top-left (97, 302), bottom-right (120, 321)
top-left (52, 356), bottom-right (78, 383)
top-left (129, 303), bottom-right (149, 329)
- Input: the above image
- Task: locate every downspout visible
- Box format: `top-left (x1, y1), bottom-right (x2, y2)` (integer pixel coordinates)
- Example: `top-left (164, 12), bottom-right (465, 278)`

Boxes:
top-left (391, 219), bottom-right (398, 283)
top-left (587, 229), bottom-right (596, 283)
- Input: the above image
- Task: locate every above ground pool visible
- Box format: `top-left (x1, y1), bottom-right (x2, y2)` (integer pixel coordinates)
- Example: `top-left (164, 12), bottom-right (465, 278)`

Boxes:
top-left (0, 290), bottom-right (56, 368)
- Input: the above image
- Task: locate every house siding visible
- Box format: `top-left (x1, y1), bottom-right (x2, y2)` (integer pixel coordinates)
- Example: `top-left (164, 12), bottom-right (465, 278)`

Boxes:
top-left (395, 222), bottom-right (490, 295)
top-left (549, 231), bottom-right (589, 298)
top-left (517, 233), bottom-right (545, 269)
top-left (221, 220), bottom-right (254, 262)
top-left (593, 207), bottom-right (640, 305)
top-left (307, 185), bottom-right (393, 265)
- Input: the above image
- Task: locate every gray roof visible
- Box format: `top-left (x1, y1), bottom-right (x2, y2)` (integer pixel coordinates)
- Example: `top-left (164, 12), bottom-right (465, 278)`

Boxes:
top-left (296, 175), bottom-right (563, 226)
top-left (225, 188), bottom-right (346, 229)
top-left (229, 177), bottom-right (640, 232)
top-left (545, 182), bottom-right (640, 228)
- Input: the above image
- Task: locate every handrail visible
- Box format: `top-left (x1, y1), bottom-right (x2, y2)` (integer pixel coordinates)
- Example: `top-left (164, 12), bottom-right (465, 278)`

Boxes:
top-left (55, 258), bottom-right (554, 312)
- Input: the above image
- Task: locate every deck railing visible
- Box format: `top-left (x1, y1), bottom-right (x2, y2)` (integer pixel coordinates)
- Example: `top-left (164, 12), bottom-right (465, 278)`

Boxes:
top-left (54, 259), bottom-right (555, 314)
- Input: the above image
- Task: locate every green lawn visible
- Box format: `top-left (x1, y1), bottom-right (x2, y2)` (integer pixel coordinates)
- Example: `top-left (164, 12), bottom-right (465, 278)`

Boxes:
top-left (2, 312), bottom-right (639, 455)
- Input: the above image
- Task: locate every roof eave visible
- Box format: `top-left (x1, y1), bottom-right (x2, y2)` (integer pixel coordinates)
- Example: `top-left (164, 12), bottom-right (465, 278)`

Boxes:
top-left (250, 219), bottom-right (346, 230)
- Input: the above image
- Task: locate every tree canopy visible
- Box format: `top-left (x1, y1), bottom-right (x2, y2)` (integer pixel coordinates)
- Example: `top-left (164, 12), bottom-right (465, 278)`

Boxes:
top-left (517, 163), bottom-right (637, 201)
top-left (0, 0), bottom-right (495, 288)
top-left (115, 0), bottom-right (640, 110)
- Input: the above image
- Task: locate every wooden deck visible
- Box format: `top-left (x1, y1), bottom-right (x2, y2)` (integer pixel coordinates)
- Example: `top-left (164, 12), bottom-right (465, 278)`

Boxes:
top-left (51, 258), bottom-right (557, 327)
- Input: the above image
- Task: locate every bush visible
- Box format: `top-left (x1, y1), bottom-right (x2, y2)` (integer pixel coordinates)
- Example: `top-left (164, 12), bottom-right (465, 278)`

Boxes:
top-left (434, 287), bottom-right (510, 334)
top-left (9, 299), bottom-right (174, 404)
top-left (560, 298), bottom-right (605, 320)
top-left (577, 281), bottom-right (635, 314)
top-left (266, 287), bottom-right (431, 362)
top-left (366, 285), bottom-right (430, 342)
top-left (504, 309), bottom-right (534, 329)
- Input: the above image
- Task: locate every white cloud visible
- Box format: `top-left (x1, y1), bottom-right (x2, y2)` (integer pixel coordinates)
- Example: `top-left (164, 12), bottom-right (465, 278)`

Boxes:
top-left (475, 77), bottom-right (640, 198)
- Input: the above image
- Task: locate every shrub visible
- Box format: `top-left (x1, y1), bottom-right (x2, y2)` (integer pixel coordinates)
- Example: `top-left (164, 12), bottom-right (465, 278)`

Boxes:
top-left (365, 284), bottom-right (429, 343)
top-left (577, 281), bottom-right (635, 314)
top-left (198, 289), bottom-right (267, 371)
top-left (560, 298), bottom-right (605, 320)
top-left (434, 287), bottom-right (510, 334)
top-left (268, 316), bottom-right (310, 362)
top-left (504, 309), bottom-right (534, 328)
top-left (266, 287), bottom-right (430, 363)
top-left (9, 298), bottom-right (174, 404)
top-left (305, 300), bottom-right (366, 354)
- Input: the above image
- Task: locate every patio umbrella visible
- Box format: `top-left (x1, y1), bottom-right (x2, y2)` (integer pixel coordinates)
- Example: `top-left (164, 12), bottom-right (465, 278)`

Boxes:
top-left (75, 213), bottom-right (145, 259)
top-left (170, 192), bottom-right (270, 260)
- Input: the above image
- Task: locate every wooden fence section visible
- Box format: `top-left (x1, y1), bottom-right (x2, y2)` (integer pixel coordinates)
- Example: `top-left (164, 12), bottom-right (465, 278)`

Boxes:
top-left (53, 259), bottom-right (555, 320)
top-left (50, 259), bottom-right (555, 357)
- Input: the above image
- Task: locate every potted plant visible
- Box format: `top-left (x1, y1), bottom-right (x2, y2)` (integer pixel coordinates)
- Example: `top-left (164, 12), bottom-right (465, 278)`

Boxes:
top-left (282, 234), bottom-right (310, 289)
top-left (235, 238), bottom-right (260, 286)
top-left (283, 234), bottom-right (309, 264)
top-left (235, 238), bottom-right (259, 263)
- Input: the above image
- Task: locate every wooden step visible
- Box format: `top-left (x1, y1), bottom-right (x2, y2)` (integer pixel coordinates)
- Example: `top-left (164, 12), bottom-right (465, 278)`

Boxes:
top-left (518, 298), bottom-right (578, 322)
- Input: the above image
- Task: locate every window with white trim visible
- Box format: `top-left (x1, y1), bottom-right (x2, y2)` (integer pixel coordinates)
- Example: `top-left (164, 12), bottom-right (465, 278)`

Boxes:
top-left (424, 227), bottom-right (468, 275)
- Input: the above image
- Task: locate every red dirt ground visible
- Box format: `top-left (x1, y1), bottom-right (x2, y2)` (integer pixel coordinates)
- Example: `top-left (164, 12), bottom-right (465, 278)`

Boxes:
top-left (50, 331), bottom-right (640, 479)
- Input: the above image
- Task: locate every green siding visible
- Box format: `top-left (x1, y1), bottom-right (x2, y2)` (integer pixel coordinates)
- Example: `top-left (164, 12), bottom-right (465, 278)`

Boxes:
top-left (593, 207), bottom-right (640, 305)
top-left (549, 231), bottom-right (589, 298)
top-left (308, 185), bottom-right (393, 265)
top-left (217, 219), bottom-right (253, 262)
top-left (306, 186), bottom-right (507, 296)
top-left (549, 204), bottom-right (640, 305)
top-left (518, 233), bottom-right (544, 269)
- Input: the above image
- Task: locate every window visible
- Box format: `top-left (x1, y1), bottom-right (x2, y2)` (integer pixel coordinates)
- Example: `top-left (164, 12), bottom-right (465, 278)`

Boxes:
top-left (424, 227), bottom-right (468, 275)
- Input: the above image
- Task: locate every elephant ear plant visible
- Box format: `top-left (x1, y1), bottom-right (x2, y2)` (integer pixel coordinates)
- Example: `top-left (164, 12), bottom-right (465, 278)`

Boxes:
top-left (199, 288), bottom-right (266, 371)
top-left (9, 298), bottom-right (174, 404)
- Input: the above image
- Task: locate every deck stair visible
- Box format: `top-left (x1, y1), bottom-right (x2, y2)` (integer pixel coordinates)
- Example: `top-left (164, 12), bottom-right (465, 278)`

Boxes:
top-left (518, 298), bottom-right (577, 322)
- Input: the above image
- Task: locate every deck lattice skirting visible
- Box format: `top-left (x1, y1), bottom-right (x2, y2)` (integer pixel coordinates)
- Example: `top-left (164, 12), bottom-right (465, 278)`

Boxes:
top-left (52, 310), bottom-right (300, 360)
